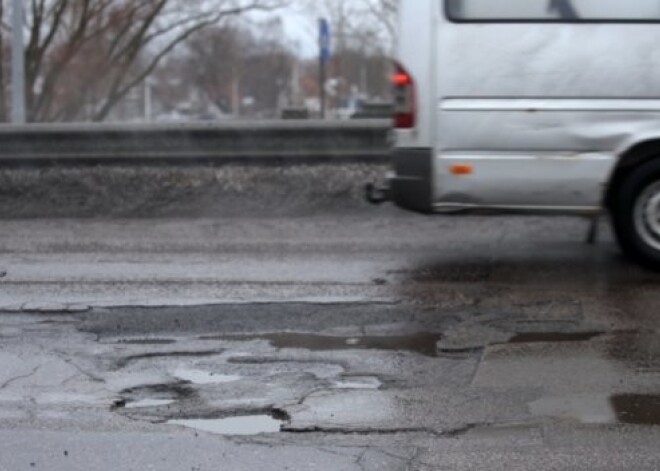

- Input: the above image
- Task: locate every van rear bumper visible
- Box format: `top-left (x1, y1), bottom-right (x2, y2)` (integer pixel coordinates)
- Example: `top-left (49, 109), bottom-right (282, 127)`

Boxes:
top-left (389, 148), bottom-right (434, 214)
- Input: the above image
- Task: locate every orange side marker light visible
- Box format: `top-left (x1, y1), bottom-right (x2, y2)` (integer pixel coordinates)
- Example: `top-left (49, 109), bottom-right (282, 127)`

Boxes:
top-left (450, 164), bottom-right (474, 176)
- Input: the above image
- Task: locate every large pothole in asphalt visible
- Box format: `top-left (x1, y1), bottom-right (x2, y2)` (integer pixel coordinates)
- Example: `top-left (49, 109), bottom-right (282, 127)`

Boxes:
top-left (103, 328), bottom-right (448, 437)
top-left (116, 381), bottom-right (288, 436)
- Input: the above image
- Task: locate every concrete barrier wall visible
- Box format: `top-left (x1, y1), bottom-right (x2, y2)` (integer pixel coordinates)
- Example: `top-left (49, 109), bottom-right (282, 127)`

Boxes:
top-left (0, 120), bottom-right (390, 164)
top-left (0, 121), bottom-right (393, 218)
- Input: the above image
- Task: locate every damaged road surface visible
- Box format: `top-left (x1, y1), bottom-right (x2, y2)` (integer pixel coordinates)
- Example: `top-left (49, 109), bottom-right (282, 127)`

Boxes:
top-left (1, 214), bottom-right (660, 469)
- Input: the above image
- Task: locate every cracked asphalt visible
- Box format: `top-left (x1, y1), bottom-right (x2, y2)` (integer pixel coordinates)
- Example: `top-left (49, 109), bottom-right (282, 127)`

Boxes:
top-left (1, 208), bottom-right (660, 470)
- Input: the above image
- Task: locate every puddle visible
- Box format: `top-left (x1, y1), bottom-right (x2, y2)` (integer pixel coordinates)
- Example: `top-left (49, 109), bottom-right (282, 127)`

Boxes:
top-left (213, 333), bottom-right (443, 357)
top-left (508, 332), bottom-right (604, 344)
top-left (331, 376), bottom-right (382, 390)
top-left (168, 415), bottom-right (283, 436)
top-left (173, 369), bottom-right (242, 385)
top-left (611, 394), bottom-right (660, 426)
top-left (126, 399), bottom-right (175, 409)
top-left (115, 339), bottom-right (177, 346)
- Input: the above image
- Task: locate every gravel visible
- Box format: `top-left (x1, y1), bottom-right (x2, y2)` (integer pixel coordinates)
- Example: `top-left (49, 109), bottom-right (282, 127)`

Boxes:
top-left (0, 163), bottom-right (389, 218)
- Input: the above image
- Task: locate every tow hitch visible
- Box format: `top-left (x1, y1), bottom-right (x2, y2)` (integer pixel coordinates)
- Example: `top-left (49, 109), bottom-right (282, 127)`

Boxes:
top-left (365, 182), bottom-right (392, 205)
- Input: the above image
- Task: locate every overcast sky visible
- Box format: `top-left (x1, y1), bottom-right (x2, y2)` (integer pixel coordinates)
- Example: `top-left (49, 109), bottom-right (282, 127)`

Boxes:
top-left (283, 11), bottom-right (317, 55)
top-left (250, 5), bottom-right (321, 57)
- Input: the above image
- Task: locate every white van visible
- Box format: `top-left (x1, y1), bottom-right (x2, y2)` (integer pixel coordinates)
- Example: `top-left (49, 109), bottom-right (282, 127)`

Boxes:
top-left (367, 0), bottom-right (660, 270)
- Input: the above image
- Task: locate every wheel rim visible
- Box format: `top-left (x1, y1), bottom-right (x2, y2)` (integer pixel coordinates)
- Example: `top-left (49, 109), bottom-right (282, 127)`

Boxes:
top-left (634, 181), bottom-right (660, 252)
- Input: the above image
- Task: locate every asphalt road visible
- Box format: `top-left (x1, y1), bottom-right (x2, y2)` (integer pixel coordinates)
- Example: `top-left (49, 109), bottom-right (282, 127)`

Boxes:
top-left (1, 208), bottom-right (660, 470)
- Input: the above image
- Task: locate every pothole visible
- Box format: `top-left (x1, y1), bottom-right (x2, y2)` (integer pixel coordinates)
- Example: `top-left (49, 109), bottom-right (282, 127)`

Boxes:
top-left (206, 333), bottom-right (443, 357)
top-left (173, 368), bottom-right (242, 385)
top-left (168, 415), bottom-right (284, 436)
top-left (120, 381), bottom-right (196, 404)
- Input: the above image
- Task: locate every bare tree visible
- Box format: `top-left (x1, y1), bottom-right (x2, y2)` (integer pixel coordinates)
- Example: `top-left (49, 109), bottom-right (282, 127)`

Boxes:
top-left (11, 0), bottom-right (284, 122)
top-left (160, 18), bottom-right (295, 119)
top-left (361, 0), bottom-right (397, 44)
top-left (240, 19), bottom-right (295, 117)
top-left (304, 0), bottom-right (394, 108)
top-left (308, 0), bottom-right (396, 53)
top-left (185, 23), bottom-right (253, 116)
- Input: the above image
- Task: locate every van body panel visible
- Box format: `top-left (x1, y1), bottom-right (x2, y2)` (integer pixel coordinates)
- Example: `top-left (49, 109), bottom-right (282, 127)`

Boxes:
top-left (392, 0), bottom-right (660, 214)
top-left (437, 24), bottom-right (660, 98)
top-left (436, 152), bottom-right (611, 209)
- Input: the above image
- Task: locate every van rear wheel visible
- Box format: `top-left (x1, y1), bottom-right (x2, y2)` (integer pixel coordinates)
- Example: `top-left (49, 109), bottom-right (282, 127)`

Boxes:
top-left (612, 159), bottom-right (660, 271)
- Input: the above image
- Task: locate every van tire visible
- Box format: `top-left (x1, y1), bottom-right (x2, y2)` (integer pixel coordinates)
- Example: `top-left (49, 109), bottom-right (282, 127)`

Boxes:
top-left (612, 159), bottom-right (660, 271)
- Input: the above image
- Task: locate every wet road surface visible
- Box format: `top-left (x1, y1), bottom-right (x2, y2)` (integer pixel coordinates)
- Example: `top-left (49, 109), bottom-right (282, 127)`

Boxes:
top-left (1, 210), bottom-right (660, 469)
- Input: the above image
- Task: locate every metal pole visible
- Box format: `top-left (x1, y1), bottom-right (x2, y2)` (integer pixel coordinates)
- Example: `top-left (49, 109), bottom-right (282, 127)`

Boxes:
top-left (144, 79), bottom-right (152, 122)
top-left (319, 18), bottom-right (330, 120)
top-left (319, 54), bottom-right (326, 119)
top-left (11, 0), bottom-right (26, 124)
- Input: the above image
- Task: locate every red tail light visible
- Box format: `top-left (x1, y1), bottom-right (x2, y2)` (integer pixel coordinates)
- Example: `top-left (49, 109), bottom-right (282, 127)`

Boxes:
top-left (392, 63), bottom-right (416, 129)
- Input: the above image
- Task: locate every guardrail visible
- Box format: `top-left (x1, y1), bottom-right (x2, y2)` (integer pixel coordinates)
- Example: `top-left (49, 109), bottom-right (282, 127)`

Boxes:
top-left (0, 120), bottom-right (391, 165)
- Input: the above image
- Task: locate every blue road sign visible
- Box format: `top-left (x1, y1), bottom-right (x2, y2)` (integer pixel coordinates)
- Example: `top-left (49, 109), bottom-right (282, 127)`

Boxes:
top-left (319, 18), bottom-right (331, 63)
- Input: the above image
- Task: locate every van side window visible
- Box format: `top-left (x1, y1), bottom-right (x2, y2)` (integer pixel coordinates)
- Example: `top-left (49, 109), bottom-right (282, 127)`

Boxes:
top-left (445, 0), bottom-right (660, 22)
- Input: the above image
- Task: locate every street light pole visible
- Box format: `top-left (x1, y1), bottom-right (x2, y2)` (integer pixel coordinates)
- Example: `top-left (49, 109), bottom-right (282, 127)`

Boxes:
top-left (11, 0), bottom-right (26, 124)
top-left (144, 78), bottom-right (153, 122)
top-left (319, 49), bottom-right (326, 119)
top-left (318, 18), bottom-right (330, 119)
